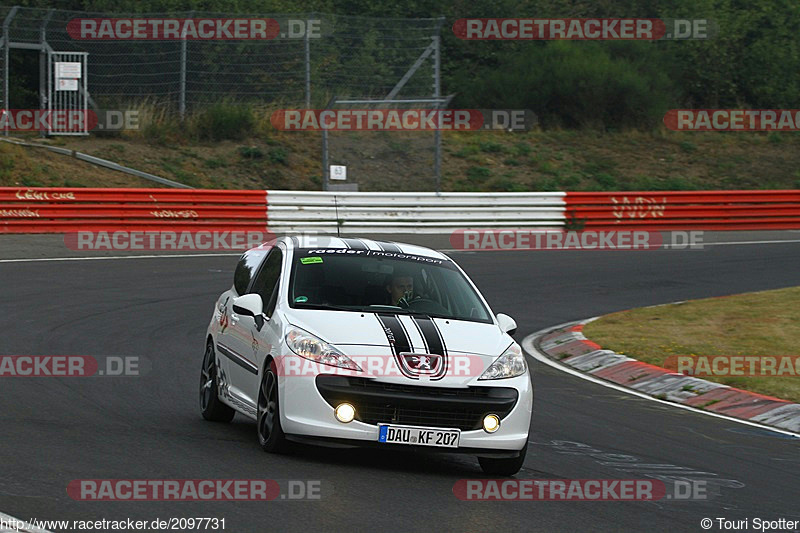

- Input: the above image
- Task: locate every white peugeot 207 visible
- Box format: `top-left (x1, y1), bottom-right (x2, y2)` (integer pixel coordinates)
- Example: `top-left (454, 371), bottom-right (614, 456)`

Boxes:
top-left (200, 235), bottom-right (532, 475)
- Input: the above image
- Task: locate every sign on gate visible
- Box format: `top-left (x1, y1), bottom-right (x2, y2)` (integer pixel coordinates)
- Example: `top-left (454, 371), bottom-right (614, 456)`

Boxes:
top-left (47, 52), bottom-right (89, 135)
top-left (55, 62), bottom-right (81, 91)
top-left (55, 62), bottom-right (82, 79)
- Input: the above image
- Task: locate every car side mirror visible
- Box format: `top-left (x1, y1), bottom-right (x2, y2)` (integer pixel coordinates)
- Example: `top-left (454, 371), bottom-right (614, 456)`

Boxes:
top-left (232, 294), bottom-right (264, 318)
top-left (496, 313), bottom-right (517, 336)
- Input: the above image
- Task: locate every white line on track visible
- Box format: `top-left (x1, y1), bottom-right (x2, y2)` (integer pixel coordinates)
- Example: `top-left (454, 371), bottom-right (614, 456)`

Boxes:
top-left (0, 253), bottom-right (240, 264)
top-left (0, 511), bottom-right (52, 533)
top-left (696, 238), bottom-right (800, 246)
top-left (522, 324), bottom-right (800, 440)
top-left (0, 236), bottom-right (797, 263)
top-left (441, 238), bottom-right (800, 253)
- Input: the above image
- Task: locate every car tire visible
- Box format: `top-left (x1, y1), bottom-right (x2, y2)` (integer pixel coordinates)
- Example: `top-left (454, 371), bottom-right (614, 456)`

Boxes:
top-left (257, 361), bottom-right (289, 453)
top-left (478, 441), bottom-right (527, 476)
top-left (200, 342), bottom-right (236, 422)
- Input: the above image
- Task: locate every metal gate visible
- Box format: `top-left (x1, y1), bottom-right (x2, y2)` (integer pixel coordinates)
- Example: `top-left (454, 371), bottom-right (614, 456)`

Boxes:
top-left (47, 51), bottom-right (88, 135)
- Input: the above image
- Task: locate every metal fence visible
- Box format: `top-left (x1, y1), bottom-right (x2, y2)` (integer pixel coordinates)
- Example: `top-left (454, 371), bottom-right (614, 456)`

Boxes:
top-left (0, 6), bottom-right (443, 112)
top-left (0, 5), bottom-right (446, 190)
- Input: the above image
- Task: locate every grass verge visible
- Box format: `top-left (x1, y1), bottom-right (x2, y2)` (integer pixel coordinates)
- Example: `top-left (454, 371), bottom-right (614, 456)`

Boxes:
top-left (6, 103), bottom-right (800, 190)
top-left (582, 287), bottom-right (800, 403)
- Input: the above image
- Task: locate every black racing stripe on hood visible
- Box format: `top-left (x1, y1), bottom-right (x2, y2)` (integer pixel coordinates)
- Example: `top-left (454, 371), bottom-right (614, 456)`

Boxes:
top-left (375, 313), bottom-right (417, 379)
top-left (375, 313), bottom-right (412, 354)
top-left (411, 315), bottom-right (446, 355)
top-left (411, 315), bottom-right (448, 380)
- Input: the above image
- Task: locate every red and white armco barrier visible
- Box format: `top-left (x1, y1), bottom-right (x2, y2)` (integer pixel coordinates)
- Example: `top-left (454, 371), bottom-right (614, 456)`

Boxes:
top-left (0, 188), bottom-right (267, 233)
top-left (265, 191), bottom-right (565, 233)
top-left (566, 190), bottom-right (800, 230)
top-left (0, 188), bottom-right (567, 234)
top-left (1, 188), bottom-right (799, 234)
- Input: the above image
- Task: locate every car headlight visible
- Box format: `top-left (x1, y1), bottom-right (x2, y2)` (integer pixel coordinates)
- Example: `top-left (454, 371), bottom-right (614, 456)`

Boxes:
top-left (479, 343), bottom-right (527, 380)
top-left (285, 326), bottom-right (361, 371)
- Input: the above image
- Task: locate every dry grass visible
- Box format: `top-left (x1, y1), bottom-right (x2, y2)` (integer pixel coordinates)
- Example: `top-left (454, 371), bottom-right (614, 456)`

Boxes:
top-left (583, 287), bottom-right (800, 402)
top-left (0, 140), bottom-right (155, 188)
top-left (4, 125), bottom-right (800, 191)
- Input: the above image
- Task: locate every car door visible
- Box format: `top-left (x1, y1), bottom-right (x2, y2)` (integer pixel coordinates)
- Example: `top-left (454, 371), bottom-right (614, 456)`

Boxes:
top-left (215, 247), bottom-right (269, 415)
top-left (226, 245), bottom-right (285, 409)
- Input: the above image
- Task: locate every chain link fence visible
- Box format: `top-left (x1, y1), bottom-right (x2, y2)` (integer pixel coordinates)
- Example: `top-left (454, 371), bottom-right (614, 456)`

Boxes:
top-left (1, 5), bottom-right (446, 190)
top-left (1, 6), bottom-right (442, 110)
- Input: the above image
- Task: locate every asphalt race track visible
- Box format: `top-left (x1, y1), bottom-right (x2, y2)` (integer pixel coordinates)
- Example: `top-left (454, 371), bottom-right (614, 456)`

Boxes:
top-left (1, 236), bottom-right (799, 533)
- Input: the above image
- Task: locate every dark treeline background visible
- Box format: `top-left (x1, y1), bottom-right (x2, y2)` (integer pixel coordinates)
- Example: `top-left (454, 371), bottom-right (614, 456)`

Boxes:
top-left (12, 0), bottom-right (800, 129)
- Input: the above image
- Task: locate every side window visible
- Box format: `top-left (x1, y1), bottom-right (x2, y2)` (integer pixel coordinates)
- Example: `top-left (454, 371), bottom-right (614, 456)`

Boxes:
top-left (233, 249), bottom-right (268, 295)
top-left (249, 248), bottom-right (283, 316)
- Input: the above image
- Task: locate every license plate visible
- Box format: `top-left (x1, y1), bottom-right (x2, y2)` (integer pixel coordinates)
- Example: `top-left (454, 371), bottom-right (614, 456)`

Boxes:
top-left (378, 424), bottom-right (460, 448)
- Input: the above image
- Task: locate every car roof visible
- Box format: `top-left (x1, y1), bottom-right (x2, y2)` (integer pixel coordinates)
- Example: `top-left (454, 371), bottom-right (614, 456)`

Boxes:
top-left (283, 235), bottom-right (450, 261)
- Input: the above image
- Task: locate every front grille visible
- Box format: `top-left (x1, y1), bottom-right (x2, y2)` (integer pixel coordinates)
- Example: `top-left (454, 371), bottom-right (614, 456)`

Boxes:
top-left (316, 375), bottom-right (518, 431)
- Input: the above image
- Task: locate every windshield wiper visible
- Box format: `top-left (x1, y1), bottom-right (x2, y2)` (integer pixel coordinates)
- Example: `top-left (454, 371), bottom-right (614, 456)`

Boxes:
top-left (292, 302), bottom-right (356, 312)
top-left (362, 305), bottom-right (453, 320)
top-left (401, 310), bottom-right (453, 320)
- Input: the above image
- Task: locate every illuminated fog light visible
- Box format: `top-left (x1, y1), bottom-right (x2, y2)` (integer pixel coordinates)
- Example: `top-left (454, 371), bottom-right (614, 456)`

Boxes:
top-left (483, 414), bottom-right (500, 433)
top-left (335, 403), bottom-right (356, 423)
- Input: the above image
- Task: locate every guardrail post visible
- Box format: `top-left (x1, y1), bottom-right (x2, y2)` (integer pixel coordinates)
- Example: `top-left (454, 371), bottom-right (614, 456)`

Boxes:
top-left (179, 10), bottom-right (192, 119)
top-left (321, 96), bottom-right (335, 191)
top-left (3, 6), bottom-right (19, 137)
top-left (38, 9), bottom-right (53, 138)
top-left (304, 12), bottom-right (312, 108)
top-left (433, 17), bottom-right (444, 193)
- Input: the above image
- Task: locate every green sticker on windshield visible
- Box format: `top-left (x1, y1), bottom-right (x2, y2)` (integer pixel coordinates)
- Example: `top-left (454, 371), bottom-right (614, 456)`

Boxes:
top-left (300, 256), bottom-right (323, 264)
top-left (294, 296), bottom-right (308, 303)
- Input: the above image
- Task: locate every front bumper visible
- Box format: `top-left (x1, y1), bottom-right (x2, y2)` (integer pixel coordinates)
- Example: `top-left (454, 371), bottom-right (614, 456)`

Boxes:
top-left (279, 367), bottom-right (533, 452)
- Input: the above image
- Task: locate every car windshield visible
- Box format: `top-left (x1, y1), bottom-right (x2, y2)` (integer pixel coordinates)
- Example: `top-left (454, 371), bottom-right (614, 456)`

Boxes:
top-left (288, 248), bottom-right (492, 323)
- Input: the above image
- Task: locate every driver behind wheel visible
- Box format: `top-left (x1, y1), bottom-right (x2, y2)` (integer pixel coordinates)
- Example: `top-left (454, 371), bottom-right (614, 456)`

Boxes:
top-left (386, 273), bottom-right (414, 307)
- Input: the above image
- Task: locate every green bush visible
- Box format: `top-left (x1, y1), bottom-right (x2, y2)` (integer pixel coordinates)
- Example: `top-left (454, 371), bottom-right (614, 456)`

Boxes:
top-left (203, 157), bottom-right (226, 169)
top-left (489, 175), bottom-right (527, 192)
top-left (662, 176), bottom-right (698, 191)
top-left (594, 173), bottom-right (618, 190)
top-left (512, 142), bottom-right (532, 156)
top-left (453, 145), bottom-right (480, 158)
top-left (268, 147), bottom-right (289, 165)
top-left (768, 132), bottom-right (783, 144)
top-left (238, 146), bottom-right (264, 159)
top-left (0, 155), bottom-right (14, 178)
top-left (478, 141), bottom-right (506, 153)
top-left (451, 41), bottom-right (677, 130)
top-left (466, 166), bottom-right (491, 183)
top-left (560, 174), bottom-right (582, 188)
top-left (191, 103), bottom-right (255, 141)
top-left (142, 119), bottom-right (182, 145)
